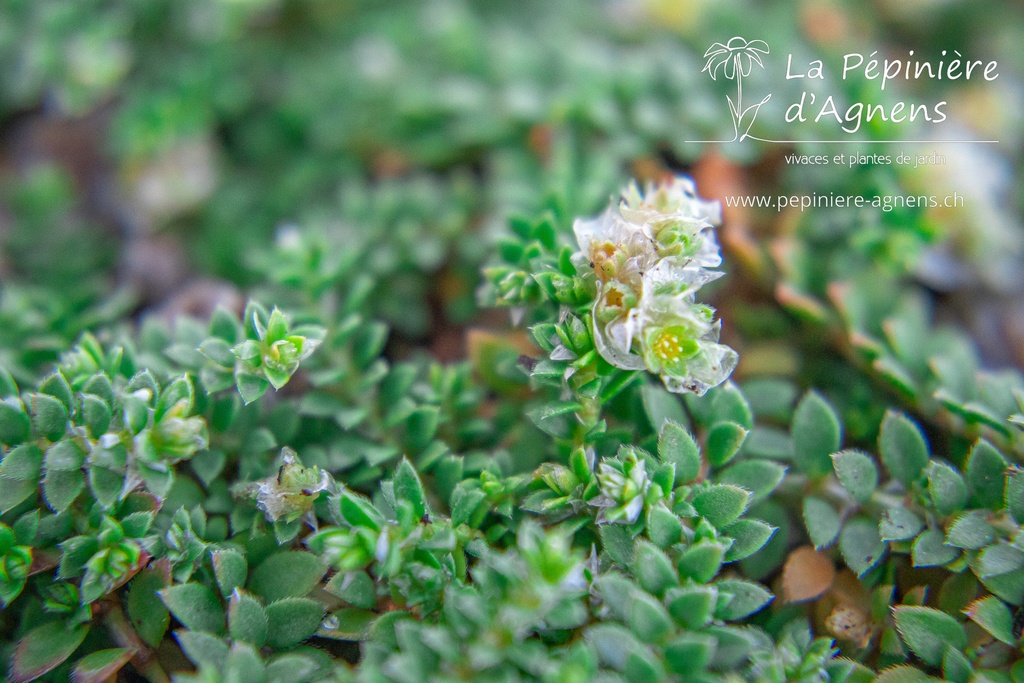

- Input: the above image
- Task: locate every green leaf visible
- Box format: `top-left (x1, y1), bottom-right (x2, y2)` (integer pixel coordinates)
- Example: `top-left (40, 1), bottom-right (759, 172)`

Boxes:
top-left (236, 374), bottom-right (270, 405)
top-left (965, 596), bottom-right (1016, 645)
top-left (351, 322), bottom-right (388, 368)
top-left (677, 541), bottom-right (727, 583)
top-left (82, 374), bottom-right (114, 404)
top-left (176, 630), bottom-right (230, 668)
top-left (599, 525), bottom-right (636, 567)
top-left (80, 394), bottom-right (112, 438)
top-left (59, 535), bottom-right (99, 579)
top-left (120, 511), bottom-right (154, 538)
top-left (879, 411), bottom-right (929, 486)
top-left (723, 519), bottom-right (776, 562)
top-left (718, 460), bottom-right (786, 503)
top-left (927, 462), bottom-right (967, 517)
top-left (0, 476), bottom-right (37, 513)
top-left (127, 565), bottom-right (169, 651)
top-left (945, 512), bottom-right (994, 550)
top-left (584, 623), bottom-right (645, 673)
top-left (71, 648), bottom-right (133, 683)
top-left (691, 485), bottom-right (750, 529)
top-left (965, 440), bottom-right (1007, 510)
top-left (321, 607), bottom-right (377, 640)
top-left (526, 401), bottom-right (580, 437)
top-left (979, 568), bottom-right (1024, 608)
top-left (13, 510), bottom-right (38, 545)
top-left (0, 400), bottom-right (31, 446)
top-left (594, 574), bottom-right (638, 621)
top-left (160, 583), bottom-right (226, 635)
top-left (0, 369), bottom-right (15, 398)
top-left (641, 383), bottom-right (688, 432)
top-left (39, 372), bottom-right (73, 410)
top-left (664, 632), bottom-right (716, 676)
top-left (88, 467), bottom-right (124, 509)
top-left (43, 468), bottom-right (84, 513)
top-left (265, 654), bottom-right (319, 683)
top-left (704, 624), bottom-right (756, 670)
top-left (264, 597), bottom-right (325, 648)
top-left (978, 543), bottom-right (1024, 578)
top-left (392, 458), bottom-right (428, 519)
top-left (156, 376), bottom-right (193, 419)
top-left (324, 571), bottom-right (376, 610)
top-left (212, 549), bottom-right (248, 598)
top-left (839, 517), bottom-right (886, 576)
top-left (45, 440), bottom-right (86, 470)
top-left (199, 338), bottom-right (236, 367)
top-left (708, 382), bottom-right (754, 429)
top-left (339, 490), bottom-right (384, 531)
top-left (912, 529), bottom-right (959, 568)
top-left (892, 605), bottom-right (967, 667)
top-left (32, 394), bottom-right (69, 441)
top-left (0, 444), bottom-right (43, 480)
top-left (404, 406), bottom-right (439, 452)
top-left (137, 462), bottom-right (173, 499)
top-left (873, 666), bottom-right (939, 683)
top-left (1007, 471), bottom-right (1024, 524)
top-left (10, 622), bottom-right (89, 683)
top-left (658, 421), bottom-right (700, 483)
top-left (629, 592), bottom-right (673, 643)
top-left (449, 486), bottom-right (486, 528)
top-left (824, 658), bottom-right (876, 683)
top-left (229, 590), bottom-right (269, 646)
top-left (646, 505), bottom-right (682, 548)
top-left (803, 497), bottom-right (841, 549)
top-left (666, 585), bottom-right (717, 629)
top-left (633, 541), bottom-right (678, 596)
top-left (248, 551), bottom-right (326, 603)
top-left (704, 422), bottom-right (748, 467)
top-left (879, 507), bottom-right (924, 542)
top-left (831, 450), bottom-right (878, 504)
top-left (715, 579), bottom-right (773, 620)
top-left (191, 449), bottom-right (226, 487)
top-left (791, 391), bottom-right (841, 478)
top-left (122, 395), bottom-right (149, 436)
top-left (942, 647), bottom-right (972, 683)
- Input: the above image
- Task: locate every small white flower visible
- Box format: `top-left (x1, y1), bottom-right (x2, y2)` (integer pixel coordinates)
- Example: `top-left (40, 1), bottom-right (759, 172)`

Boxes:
top-left (244, 448), bottom-right (334, 523)
top-left (574, 176), bottom-right (738, 395)
top-left (620, 176), bottom-right (722, 225)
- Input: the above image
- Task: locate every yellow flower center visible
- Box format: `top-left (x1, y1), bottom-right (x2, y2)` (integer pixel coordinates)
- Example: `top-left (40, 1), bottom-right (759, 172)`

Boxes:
top-left (651, 327), bottom-right (698, 365)
top-left (590, 242), bottom-right (618, 282)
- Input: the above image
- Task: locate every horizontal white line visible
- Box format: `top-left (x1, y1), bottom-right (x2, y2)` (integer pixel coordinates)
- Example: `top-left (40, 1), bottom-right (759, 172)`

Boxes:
top-left (686, 138), bottom-right (1000, 144)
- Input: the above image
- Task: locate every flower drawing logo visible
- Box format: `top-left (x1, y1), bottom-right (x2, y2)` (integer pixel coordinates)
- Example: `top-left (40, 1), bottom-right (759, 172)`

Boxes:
top-left (702, 37), bottom-right (771, 142)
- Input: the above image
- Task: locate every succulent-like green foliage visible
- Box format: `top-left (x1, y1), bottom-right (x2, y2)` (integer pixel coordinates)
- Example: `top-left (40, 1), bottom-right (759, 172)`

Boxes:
top-left (1, 2), bottom-right (1023, 681)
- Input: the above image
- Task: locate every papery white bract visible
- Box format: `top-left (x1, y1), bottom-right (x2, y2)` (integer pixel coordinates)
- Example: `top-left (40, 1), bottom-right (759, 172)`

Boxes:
top-left (621, 177), bottom-right (723, 268)
top-left (592, 451), bottom-right (651, 524)
top-left (573, 176), bottom-right (737, 395)
top-left (572, 208), bottom-right (656, 285)
top-left (246, 448), bottom-right (334, 524)
top-left (620, 176), bottom-right (722, 225)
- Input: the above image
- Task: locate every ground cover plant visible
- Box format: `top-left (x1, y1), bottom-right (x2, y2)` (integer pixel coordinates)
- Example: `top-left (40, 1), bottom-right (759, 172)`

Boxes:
top-left (1, 1), bottom-right (1023, 681)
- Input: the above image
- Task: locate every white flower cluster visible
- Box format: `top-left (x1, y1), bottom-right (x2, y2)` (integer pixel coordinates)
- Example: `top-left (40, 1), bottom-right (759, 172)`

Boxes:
top-left (573, 176), bottom-right (738, 395)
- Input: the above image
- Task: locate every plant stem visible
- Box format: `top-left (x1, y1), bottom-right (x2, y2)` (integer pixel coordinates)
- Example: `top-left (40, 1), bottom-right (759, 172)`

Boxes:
top-left (102, 601), bottom-right (171, 683)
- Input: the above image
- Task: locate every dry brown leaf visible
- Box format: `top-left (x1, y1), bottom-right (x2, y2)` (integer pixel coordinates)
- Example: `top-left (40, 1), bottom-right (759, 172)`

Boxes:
top-left (782, 545), bottom-right (836, 603)
top-left (826, 605), bottom-right (873, 648)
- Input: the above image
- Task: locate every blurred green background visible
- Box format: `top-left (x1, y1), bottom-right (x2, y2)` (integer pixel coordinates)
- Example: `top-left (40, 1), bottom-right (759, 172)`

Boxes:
top-left (0, 0), bottom-right (1021, 372)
